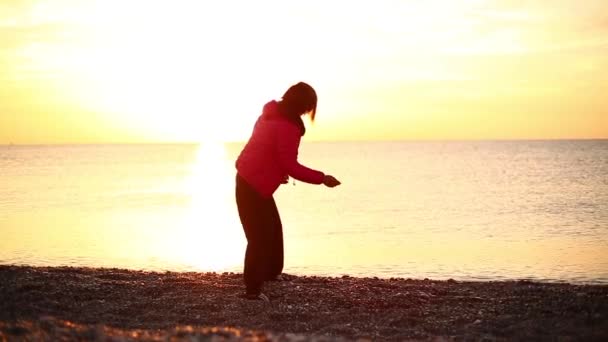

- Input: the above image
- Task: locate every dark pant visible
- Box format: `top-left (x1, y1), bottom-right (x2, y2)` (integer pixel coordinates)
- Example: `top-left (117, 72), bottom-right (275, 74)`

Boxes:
top-left (235, 174), bottom-right (284, 294)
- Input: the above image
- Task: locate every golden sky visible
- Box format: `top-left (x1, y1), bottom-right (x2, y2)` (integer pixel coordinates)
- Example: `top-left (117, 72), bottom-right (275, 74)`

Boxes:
top-left (1, 0), bottom-right (607, 143)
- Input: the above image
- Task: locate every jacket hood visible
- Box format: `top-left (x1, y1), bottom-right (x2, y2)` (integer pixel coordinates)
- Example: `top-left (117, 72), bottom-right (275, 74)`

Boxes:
top-left (262, 100), bottom-right (306, 136)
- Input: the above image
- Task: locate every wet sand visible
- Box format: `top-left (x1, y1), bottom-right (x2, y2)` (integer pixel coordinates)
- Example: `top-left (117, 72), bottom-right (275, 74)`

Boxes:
top-left (1, 265), bottom-right (607, 341)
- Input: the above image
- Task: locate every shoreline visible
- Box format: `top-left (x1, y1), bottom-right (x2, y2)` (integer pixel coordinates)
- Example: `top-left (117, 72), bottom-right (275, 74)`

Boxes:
top-left (1, 265), bottom-right (607, 341)
top-left (5, 262), bottom-right (607, 286)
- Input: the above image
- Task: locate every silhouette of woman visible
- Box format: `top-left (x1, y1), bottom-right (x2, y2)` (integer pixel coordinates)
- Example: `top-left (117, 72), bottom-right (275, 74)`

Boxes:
top-left (235, 82), bottom-right (341, 301)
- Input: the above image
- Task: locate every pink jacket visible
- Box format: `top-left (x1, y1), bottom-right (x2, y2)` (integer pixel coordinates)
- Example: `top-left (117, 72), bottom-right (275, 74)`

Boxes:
top-left (236, 101), bottom-right (325, 198)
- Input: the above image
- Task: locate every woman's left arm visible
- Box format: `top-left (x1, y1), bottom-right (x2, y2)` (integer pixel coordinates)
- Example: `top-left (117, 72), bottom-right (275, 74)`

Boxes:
top-left (276, 123), bottom-right (325, 184)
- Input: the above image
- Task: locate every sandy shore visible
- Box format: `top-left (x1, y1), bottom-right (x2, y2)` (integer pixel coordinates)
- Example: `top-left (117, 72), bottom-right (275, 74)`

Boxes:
top-left (0, 265), bottom-right (607, 341)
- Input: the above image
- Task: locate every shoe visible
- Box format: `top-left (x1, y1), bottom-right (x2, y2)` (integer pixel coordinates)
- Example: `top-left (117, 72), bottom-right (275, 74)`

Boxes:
top-left (242, 293), bottom-right (270, 302)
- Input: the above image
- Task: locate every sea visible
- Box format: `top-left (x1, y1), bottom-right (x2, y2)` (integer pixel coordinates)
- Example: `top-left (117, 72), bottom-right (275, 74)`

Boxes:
top-left (1, 140), bottom-right (607, 284)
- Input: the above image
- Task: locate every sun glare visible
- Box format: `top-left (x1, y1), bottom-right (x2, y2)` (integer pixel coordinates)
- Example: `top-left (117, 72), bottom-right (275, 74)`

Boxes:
top-left (37, 1), bottom-right (290, 143)
top-left (171, 142), bottom-right (244, 271)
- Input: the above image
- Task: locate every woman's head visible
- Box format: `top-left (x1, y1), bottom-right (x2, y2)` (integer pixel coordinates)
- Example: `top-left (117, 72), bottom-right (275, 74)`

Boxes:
top-left (280, 82), bottom-right (317, 122)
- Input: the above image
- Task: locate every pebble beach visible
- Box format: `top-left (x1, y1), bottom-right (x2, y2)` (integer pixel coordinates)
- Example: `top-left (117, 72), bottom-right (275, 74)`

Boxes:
top-left (1, 265), bottom-right (607, 341)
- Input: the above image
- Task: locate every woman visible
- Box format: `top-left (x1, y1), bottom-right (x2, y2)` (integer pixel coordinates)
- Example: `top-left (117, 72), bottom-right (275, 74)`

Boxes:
top-left (235, 82), bottom-right (341, 301)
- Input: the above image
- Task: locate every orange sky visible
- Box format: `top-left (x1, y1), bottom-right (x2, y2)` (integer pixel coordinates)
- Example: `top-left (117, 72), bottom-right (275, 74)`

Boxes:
top-left (1, 0), bottom-right (607, 144)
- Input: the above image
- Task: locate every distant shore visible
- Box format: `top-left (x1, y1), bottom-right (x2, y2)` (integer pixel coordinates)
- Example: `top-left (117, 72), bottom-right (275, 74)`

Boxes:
top-left (1, 266), bottom-right (607, 341)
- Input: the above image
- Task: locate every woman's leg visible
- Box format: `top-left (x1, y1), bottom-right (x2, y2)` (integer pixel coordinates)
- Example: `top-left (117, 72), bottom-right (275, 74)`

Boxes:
top-left (235, 174), bottom-right (272, 295)
top-left (267, 198), bottom-right (284, 279)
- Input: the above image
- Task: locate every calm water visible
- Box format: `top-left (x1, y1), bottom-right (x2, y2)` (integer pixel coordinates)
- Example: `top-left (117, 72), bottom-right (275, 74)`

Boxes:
top-left (1, 141), bottom-right (607, 284)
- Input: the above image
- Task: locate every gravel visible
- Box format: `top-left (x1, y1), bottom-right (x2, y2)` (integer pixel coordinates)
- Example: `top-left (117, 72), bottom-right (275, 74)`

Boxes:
top-left (1, 265), bottom-right (607, 341)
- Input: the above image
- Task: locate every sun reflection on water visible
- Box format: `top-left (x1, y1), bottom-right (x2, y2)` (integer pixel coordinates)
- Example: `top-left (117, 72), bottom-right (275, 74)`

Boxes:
top-left (170, 142), bottom-right (244, 272)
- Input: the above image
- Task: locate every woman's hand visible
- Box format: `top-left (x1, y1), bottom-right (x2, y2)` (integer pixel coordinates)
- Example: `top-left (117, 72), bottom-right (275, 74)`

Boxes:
top-left (323, 175), bottom-right (341, 188)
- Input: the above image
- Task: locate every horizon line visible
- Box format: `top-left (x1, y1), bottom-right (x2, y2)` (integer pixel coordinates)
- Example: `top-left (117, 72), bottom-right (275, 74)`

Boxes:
top-left (2, 137), bottom-right (608, 146)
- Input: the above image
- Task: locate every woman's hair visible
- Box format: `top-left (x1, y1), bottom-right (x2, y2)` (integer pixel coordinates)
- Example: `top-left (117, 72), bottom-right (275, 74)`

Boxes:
top-left (280, 82), bottom-right (317, 122)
